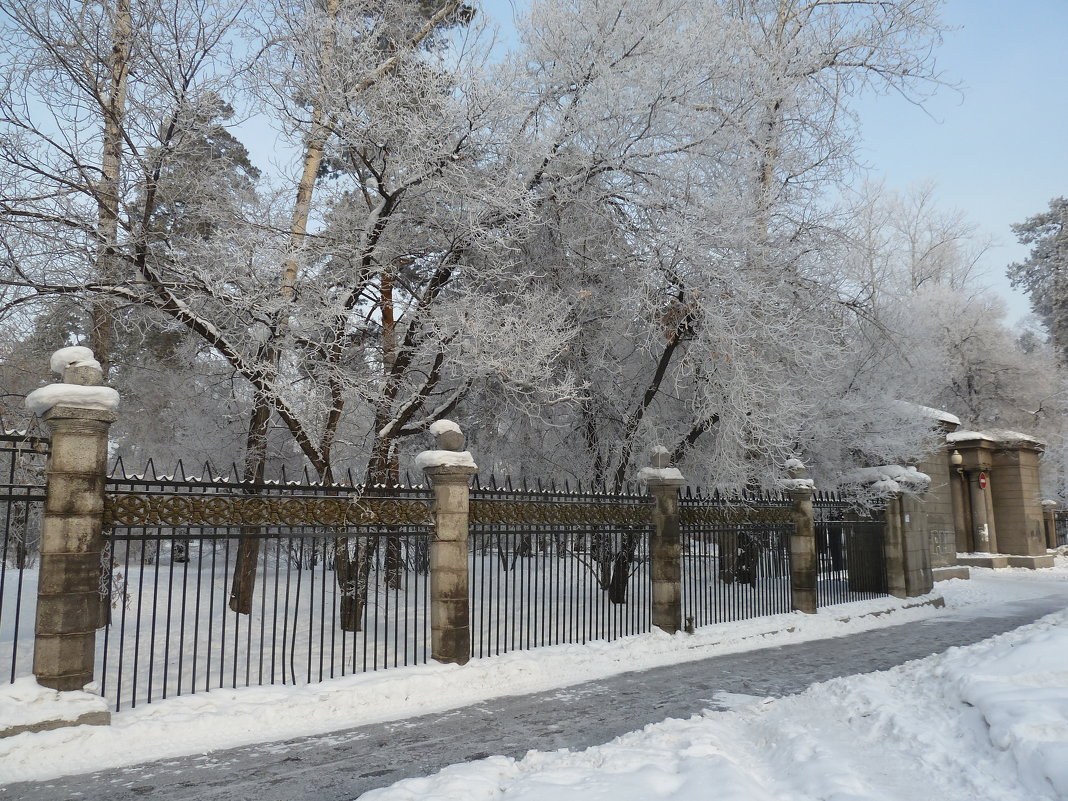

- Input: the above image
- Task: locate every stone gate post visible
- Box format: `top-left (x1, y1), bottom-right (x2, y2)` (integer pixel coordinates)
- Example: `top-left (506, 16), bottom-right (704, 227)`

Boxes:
top-left (883, 491), bottom-right (907, 599)
top-left (25, 347), bottom-right (118, 694)
top-left (416, 420), bottom-right (476, 665)
top-left (1041, 500), bottom-right (1058, 550)
top-left (638, 447), bottom-right (685, 634)
top-left (784, 460), bottom-right (817, 614)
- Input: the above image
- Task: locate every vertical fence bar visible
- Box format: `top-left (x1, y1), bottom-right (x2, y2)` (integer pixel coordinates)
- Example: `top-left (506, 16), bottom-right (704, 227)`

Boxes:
top-left (0, 432), bottom-right (49, 684)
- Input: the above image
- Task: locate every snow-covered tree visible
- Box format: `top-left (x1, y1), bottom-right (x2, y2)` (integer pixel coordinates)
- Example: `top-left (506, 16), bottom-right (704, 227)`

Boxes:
top-left (1008, 197), bottom-right (1068, 362)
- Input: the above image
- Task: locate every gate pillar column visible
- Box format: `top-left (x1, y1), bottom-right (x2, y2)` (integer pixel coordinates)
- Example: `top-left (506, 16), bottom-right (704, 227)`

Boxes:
top-left (1042, 500), bottom-right (1058, 550)
top-left (639, 447), bottom-right (684, 634)
top-left (417, 420), bottom-right (476, 665)
top-left (785, 460), bottom-right (817, 614)
top-left (25, 347), bottom-right (117, 697)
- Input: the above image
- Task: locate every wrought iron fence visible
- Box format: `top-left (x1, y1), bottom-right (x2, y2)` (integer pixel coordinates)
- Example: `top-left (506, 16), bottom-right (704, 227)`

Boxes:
top-left (468, 478), bottom-right (654, 657)
top-left (100, 462), bottom-right (433, 710)
top-left (1056, 511), bottom-right (1068, 548)
top-left (680, 489), bottom-right (794, 626)
top-left (814, 497), bottom-right (888, 606)
top-left (0, 426), bottom-right (49, 683)
top-left (9, 434), bottom-right (900, 708)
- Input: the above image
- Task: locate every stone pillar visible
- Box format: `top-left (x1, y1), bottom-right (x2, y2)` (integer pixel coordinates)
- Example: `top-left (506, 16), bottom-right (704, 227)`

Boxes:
top-left (899, 492), bottom-right (934, 596)
top-left (416, 420), bottom-right (476, 665)
top-left (949, 462), bottom-right (969, 553)
top-left (883, 493), bottom-right (907, 599)
top-left (952, 431), bottom-right (1052, 569)
top-left (1041, 500), bottom-right (1058, 551)
top-left (990, 443), bottom-right (1047, 559)
top-left (639, 447), bottom-right (684, 634)
top-left (785, 461), bottom-right (817, 614)
top-left (968, 471), bottom-right (995, 553)
top-left (25, 347), bottom-right (118, 694)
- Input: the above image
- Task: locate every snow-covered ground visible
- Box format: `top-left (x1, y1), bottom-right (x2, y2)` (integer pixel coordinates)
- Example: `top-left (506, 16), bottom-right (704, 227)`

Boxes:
top-left (2, 559), bottom-right (1067, 799)
top-left (364, 602), bottom-right (1068, 801)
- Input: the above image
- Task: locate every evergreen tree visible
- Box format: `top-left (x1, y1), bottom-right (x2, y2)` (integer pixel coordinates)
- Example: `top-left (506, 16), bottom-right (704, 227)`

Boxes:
top-left (1008, 197), bottom-right (1068, 360)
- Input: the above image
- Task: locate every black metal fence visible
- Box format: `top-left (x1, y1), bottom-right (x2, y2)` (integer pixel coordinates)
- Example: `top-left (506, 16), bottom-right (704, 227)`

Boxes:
top-left (680, 490), bottom-right (794, 626)
top-left (100, 462), bottom-right (434, 710)
top-left (468, 479), bottom-right (653, 656)
top-left (1055, 511), bottom-right (1068, 547)
top-left (0, 427), bottom-right (49, 683)
top-left (815, 497), bottom-right (888, 606)
top-left (7, 441), bottom-right (896, 707)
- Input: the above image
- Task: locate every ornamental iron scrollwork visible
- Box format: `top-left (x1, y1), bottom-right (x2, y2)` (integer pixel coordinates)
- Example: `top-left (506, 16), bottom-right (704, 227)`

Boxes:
top-left (104, 493), bottom-right (432, 528)
top-left (469, 499), bottom-right (653, 527)
top-left (681, 504), bottom-right (792, 526)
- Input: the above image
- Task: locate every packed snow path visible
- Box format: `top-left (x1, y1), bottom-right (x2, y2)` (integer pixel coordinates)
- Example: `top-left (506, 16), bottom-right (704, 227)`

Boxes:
top-left (4, 578), bottom-right (1067, 801)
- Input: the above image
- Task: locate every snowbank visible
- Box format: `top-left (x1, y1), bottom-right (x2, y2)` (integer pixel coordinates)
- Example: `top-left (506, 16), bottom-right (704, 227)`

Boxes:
top-left (366, 608), bottom-right (1068, 801)
top-left (0, 678), bottom-right (108, 738)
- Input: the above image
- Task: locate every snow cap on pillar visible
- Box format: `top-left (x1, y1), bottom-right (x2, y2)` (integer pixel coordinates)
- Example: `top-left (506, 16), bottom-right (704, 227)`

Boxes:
top-left (25, 347), bottom-right (118, 417)
top-left (637, 446), bottom-right (685, 486)
top-left (415, 419), bottom-right (477, 472)
top-left (781, 458), bottom-right (815, 492)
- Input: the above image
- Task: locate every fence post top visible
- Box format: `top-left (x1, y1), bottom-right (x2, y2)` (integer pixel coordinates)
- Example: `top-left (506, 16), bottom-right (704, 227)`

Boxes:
top-left (49, 346), bottom-right (102, 383)
top-left (638, 448), bottom-right (685, 489)
top-left (25, 347), bottom-right (118, 421)
top-left (781, 458), bottom-right (815, 495)
top-left (416, 419), bottom-right (477, 477)
top-left (429, 419), bottom-right (465, 452)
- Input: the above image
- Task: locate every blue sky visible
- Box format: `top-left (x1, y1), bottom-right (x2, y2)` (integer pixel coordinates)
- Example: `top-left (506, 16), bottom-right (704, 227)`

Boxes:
top-left (483, 0), bottom-right (1067, 323)
top-left (242, 1), bottom-right (1065, 324)
top-left (833, 0), bottom-right (1068, 322)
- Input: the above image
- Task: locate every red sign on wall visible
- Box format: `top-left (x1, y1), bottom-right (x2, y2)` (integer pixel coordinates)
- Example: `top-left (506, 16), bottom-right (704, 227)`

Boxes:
top-left (978, 471), bottom-right (988, 490)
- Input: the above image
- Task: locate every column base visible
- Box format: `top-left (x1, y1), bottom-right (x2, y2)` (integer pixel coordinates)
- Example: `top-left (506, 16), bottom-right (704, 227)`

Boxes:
top-left (956, 554), bottom-right (1009, 568)
top-left (0, 678), bottom-right (110, 739)
top-left (1005, 554), bottom-right (1055, 569)
top-left (932, 565), bottom-right (971, 581)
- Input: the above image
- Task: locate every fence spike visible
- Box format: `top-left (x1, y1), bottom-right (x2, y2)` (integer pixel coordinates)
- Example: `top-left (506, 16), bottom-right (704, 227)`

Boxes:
top-left (563, 478), bottom-right (571, 493)
top-left (176, 459), bottom-right (187, 481)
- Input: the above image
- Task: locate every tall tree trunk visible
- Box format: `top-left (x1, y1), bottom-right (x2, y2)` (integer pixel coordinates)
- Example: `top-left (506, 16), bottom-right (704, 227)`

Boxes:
top-left (89, 0), bottom-right (131, 379)
top-left (378, 267), bottom-right (405, 589)
top-left (92, 0), bottom-right (131, 630)
top-left (228, 396), bottom-right (270, 613)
